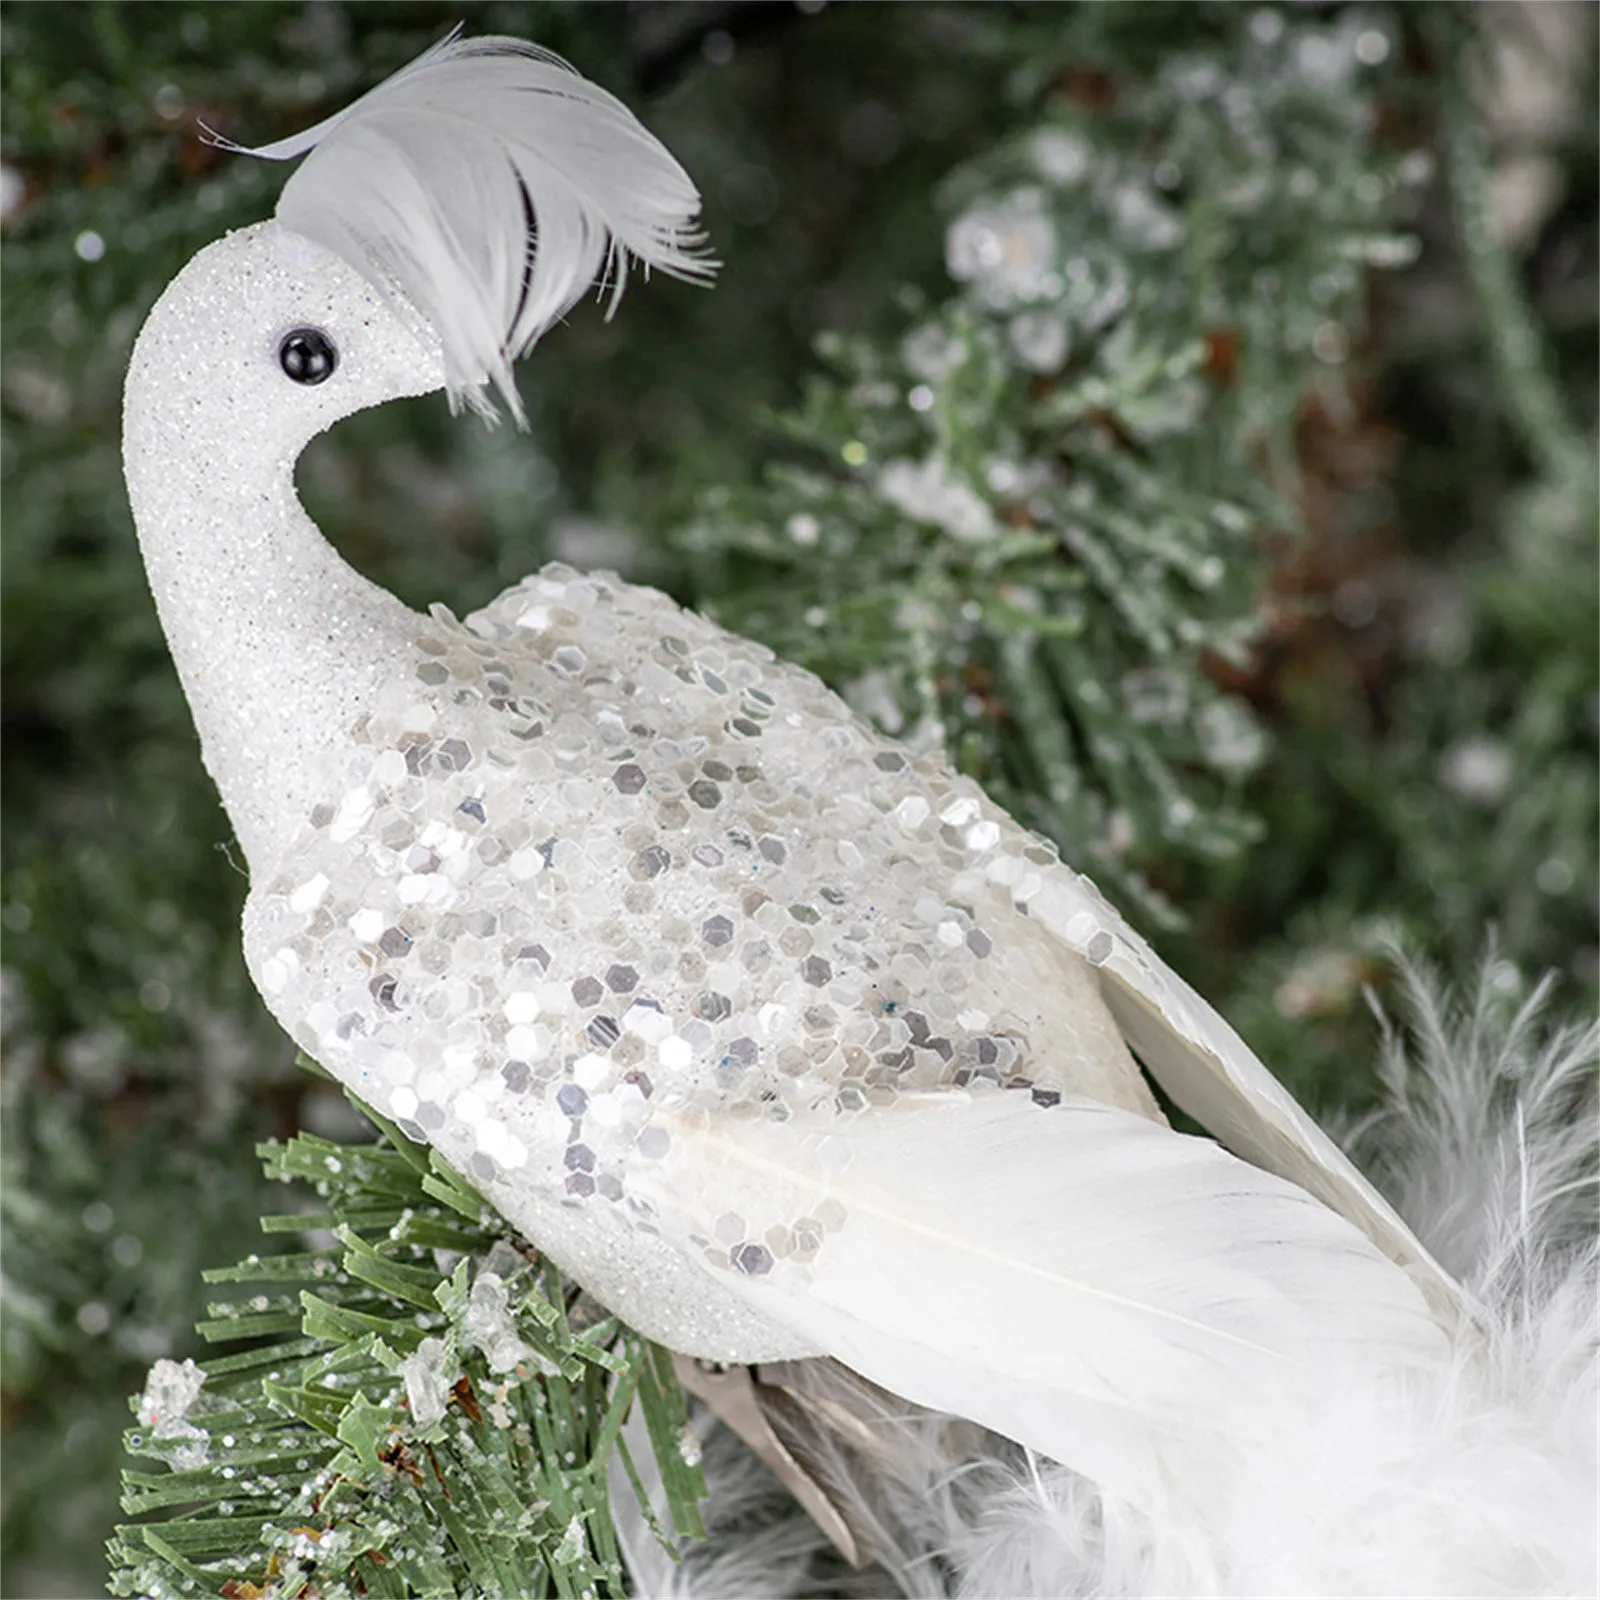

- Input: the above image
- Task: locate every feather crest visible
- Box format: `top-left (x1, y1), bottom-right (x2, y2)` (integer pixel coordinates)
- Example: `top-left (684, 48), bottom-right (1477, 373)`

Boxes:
top-left (209, 29), bottom-right (714, 423)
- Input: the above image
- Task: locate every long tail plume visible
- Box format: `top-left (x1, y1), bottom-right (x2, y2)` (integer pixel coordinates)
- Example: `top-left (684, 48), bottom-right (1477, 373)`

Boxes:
top-left (621, 949), bottom-right (1598, 1597)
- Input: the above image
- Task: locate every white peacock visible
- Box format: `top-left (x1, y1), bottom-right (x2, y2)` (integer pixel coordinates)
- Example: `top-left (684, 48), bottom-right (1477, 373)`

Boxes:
top-left (124, 32), bottom-right (1463, 1507)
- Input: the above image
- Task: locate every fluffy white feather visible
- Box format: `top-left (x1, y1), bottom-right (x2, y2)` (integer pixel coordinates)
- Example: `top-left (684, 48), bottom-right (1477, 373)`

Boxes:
top-left (938, 956), bottom-right (1598, 1597)
top-left (209, 29), bottom-right (713, 423)
top-left (1355, 947), bottom-right (1598, 1287)
top-left (611, 1397), bottom-right (836, 1600)
top-left (619, 954), bottom-right (1597, 1597)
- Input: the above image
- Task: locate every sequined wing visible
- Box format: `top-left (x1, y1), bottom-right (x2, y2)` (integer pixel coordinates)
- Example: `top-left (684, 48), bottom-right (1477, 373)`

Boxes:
top-left (465, 564), bottom-right (1457, 1321)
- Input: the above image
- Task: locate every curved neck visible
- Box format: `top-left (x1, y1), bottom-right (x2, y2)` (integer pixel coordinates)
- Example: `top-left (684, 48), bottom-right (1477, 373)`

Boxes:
top-left (124, 387), bottom-right (420, 876)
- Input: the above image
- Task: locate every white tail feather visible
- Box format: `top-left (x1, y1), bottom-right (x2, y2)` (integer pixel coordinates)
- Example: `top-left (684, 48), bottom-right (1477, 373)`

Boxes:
top-left (1023, 865), bottom-right (1466, 1322)
top-left (644, 1093), bottom-right (1446, 1499)
top-left (209, 29), bottom-right (714, 422)
top-left (618, 954), bottom-right (1595, 1597)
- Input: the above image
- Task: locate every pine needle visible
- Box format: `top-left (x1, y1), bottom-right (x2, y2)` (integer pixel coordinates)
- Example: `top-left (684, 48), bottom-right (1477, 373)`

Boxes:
top-left (107, 1063), bottom-right (704, 1600)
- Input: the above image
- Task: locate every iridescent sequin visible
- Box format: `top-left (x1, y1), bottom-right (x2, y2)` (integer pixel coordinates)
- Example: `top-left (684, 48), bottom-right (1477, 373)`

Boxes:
top-left (240, 563), bottom-right (1154, 1361)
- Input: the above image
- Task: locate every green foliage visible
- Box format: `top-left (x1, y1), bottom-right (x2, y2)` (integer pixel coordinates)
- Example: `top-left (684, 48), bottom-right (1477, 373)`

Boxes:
top-left (682, 5), bottom-right (1435, 927)
top-left (1175, 11), bottom-right (1598, 1101)
top-left (108, 1078), bottom-right (704, 1600)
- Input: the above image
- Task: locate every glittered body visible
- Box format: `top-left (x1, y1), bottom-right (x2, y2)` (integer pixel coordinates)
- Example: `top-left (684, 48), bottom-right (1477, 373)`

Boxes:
top-left (242, 564), bottom-right (1157, 1359)
top-left (122, 45), bottom-right (1469, 1481)
top-left (125, 222), bottom-right (1440, 1363)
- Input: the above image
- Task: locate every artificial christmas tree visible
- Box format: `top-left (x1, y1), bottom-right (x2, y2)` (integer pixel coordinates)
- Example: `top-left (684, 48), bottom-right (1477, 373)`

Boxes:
top-left (1, 5), bottom-right (1591, 1595)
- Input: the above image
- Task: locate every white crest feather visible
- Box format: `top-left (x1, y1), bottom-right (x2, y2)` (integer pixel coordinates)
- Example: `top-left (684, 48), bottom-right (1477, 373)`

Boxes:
top-left (209, 29), bottom-right (715, 423)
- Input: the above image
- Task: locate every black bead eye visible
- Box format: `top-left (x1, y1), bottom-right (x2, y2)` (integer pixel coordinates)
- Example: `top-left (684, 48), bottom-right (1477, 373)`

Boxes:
top-left (278, 326), bottom-right (338, 385)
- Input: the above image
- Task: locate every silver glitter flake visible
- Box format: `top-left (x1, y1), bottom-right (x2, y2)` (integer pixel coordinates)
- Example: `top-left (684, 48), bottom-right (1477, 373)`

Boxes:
top-left (232, 561), bottom-right (1156, 1356)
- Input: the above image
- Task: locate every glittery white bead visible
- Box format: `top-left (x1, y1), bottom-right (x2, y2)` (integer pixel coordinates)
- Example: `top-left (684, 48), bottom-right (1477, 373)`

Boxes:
top-left (573, 1053), bottom-right (612, 1089)
top-left (985, 855), bottom-right (1024, 888)
top-left (289, 873), bottom-right (331, 913)
top-left (509, 848), bottom-right (546, 880)
top-left (443, 1047), bottom-right (481, 1086)
top-left (624, 1003), bottom-right (672, 1042)
top-left (587, 1093), bottom-right (622, 1128)
top-left (330, 788), bottom-right (374, 842)
top-left (657, 1037), bottom-right (692, 1070)
top-left (454, 1089), bottom-right (488, 1123)
top-left (894, 796), bottom-right (930, 829)
top-left (506, 1023), bottom-right (550, 1059)
top-left (373, 750), bottom-right (407, 786)
top-left (477, 1121), bottom-right (527, 1169)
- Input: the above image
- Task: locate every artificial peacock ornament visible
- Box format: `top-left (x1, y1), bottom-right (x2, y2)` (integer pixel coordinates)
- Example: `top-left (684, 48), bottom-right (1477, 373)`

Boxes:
top-left (124, 33), bottom-right (1593, 1596)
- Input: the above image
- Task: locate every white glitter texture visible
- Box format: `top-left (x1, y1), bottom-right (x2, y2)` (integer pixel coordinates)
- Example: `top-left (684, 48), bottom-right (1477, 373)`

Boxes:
top-left (462, 1269), bottom-right (537, 1374)
top-left (400, 1336), bottom-right (456, 1427)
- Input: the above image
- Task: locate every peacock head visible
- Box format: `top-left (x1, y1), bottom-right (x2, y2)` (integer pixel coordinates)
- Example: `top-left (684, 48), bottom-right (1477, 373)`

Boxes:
top-left (125, 220), bottom-right (447, 480)
top-left (125, 31), bottom-right (713, 493)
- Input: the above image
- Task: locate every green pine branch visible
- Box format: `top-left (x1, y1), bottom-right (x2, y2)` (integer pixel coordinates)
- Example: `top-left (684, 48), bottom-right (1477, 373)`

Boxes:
top-left (108, 1067), bottom-right (704, 1600)
top-left (1433, 24), bottom-right (1593, 500)
top-left (679, 6), bottom-right (1433, 930)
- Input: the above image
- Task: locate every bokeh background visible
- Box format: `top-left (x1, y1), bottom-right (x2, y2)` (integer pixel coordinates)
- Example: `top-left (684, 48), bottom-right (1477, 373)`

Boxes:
top-left (2, 3), bottom-right (1594, 1594)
